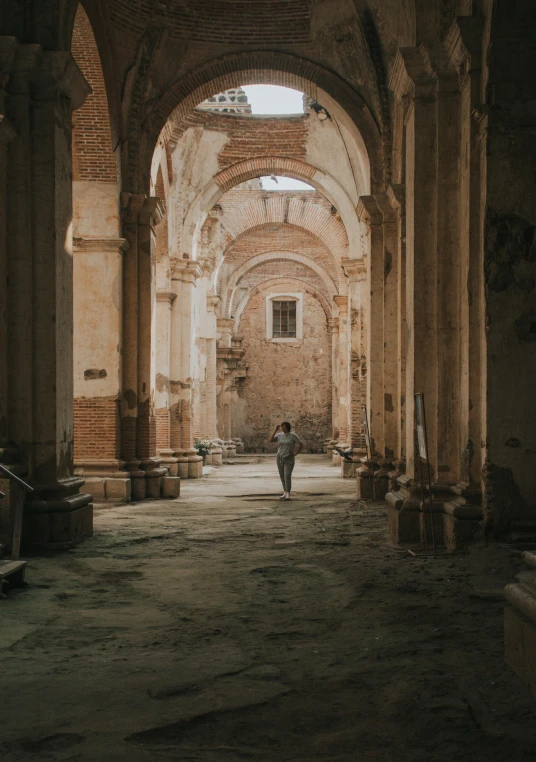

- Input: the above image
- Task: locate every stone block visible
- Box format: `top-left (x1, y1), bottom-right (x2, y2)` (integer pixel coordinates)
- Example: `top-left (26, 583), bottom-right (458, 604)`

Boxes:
top-left (204, 453), bottom-right (213, 465)
top-left (357, 469), bottom-right (375, 498)
top-left (188, 459), bottom-right (203, 479)
top-left (375, 475), bottom-right (389, 500)
top-left (105, 478), bottom-right (131, 502)
top-left (332, 451), bottom-right (341, 466)
top-left (83, 478), bottom-right (106, 500)
top-left (443, 513), bottom-right (480, 551)
top-left (147, 476), bottom-right (163, 498)
top-left (162, 476), bottom-right (180, 498)
top-left (177, 460), bottom-right (189, 479)
top-left (388, 505), bottom-right (421, 544)
top-left (131, 477), bottom-right (147, 501)
top-left (23, 503), bottom-right (93, 548)
top-left (505, 606), bottom-right (536, 697)
top-left (420, 509), bottom-right (444, 548)
top-left (212, 453), bottom-right (223, 467)
top-left (341, 460), bottom-right (358, 478)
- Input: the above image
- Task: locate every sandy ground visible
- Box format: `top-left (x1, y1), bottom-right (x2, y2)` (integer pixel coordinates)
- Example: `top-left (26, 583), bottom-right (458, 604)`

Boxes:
top-left (2, 455), bottom-right (536, 762)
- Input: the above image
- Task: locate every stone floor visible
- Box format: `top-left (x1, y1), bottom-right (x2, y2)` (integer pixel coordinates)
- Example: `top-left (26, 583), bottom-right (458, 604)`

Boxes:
top-left (2, 455), bottom-right (536, 761)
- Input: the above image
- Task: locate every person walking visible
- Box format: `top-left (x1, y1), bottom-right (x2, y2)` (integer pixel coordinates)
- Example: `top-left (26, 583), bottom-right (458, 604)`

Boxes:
top-left (269, 422), bottom-right (303, 500)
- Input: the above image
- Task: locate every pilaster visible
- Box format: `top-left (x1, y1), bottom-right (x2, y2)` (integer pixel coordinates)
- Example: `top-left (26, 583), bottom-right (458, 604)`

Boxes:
top-left (170, 258), bottom-right (203, 478)
top-left (358, 196), bottom-right (384, 459)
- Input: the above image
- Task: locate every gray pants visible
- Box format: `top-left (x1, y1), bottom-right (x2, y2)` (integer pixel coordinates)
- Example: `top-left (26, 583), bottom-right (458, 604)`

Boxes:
top-left (277, 456), bottom-right (295, 493)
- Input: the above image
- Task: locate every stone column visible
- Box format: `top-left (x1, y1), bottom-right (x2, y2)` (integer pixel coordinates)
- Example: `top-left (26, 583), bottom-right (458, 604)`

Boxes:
top-left (386, 47), bottom-right (439, 542)
top-left (120, 192), bottom-right (144, 476)
top-left (25, 51), bottom-right (93, 544)
top-left (357, 197), bottom-right (385, 459)
top-left (170, 259), bottom-right (203, 479)
top-left (73, 238), bottom-right (130, 501)
top-left (4, 42), bottom-right (36, 478)
top-left (327, 317), bottom-right (340, 462)
top-left (334, 296), bottom-right (349, 456)
top-left (375, 193), bottom-right (400, 466)
top-left (388, 184), bottom-right (407, 477)
top-left (206, 296), bottom-right (222, 465)
top-left (0, 99), bottom-right (16, 445)
top-left (155, 291), bottom-right (178, 476)
top-left (341, 258), bottom-right (368, 477)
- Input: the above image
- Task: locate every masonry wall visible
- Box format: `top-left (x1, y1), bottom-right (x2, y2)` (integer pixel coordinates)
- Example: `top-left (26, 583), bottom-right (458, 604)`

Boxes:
top-left (236, 280), bottom-right (331, 453)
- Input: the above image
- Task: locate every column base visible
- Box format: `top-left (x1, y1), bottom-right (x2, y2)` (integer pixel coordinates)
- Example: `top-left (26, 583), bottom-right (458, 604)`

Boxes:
top-left (232, 438), bottom-right (245, 455)
top-left (505, 556), bottom-right (536, 696)
top-left (341, 458), bottom-right (359, 478)
top-left (210, 447), bottom-right (223, 467)
top-left (224, 441), bottom-right (237, 459)
top-left (386, 476), bottom-right (483, 549)
top-left (159, 449), bottom-right (179, 477)
top-left (356, 457), bottom-right (387, 498)
top-left (23, 478), bottom-right (93, 548)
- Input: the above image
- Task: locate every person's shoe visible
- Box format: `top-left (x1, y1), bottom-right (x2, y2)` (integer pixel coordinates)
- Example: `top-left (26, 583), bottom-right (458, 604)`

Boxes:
top-left (280, 492), bottom-right (288, 500)
top-left (284, 493), bottom-right (291, 500)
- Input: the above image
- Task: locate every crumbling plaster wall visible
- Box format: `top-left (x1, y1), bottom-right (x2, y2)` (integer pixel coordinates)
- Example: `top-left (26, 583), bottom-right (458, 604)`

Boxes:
top-left (482, 0), bottom-right (536, 531)
top-left (236, 279), bottom-right (331, 453)
top-left (166, 111), bottom-right (358, 258)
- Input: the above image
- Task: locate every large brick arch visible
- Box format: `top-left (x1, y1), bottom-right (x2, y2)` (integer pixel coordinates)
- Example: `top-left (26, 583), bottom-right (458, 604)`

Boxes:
top-left (183, 157), bottom-right (362, 261)
top-left (140, 52), bottom-right (383, 193)
top-left (71, 4), bottom-right (117, 182)
top-left (222, 251), bottom-right (338, 318)
top-left (217, 198), bottom-right (350, 275)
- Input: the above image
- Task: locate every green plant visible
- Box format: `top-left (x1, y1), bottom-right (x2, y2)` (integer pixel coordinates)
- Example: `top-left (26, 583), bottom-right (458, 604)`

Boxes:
top-left (194, 438), bottom-right (212, 458)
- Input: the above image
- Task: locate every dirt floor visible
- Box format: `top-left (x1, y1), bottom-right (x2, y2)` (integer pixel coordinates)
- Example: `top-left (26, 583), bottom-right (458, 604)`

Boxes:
top-left (2, 455), bottom-right (536, 761)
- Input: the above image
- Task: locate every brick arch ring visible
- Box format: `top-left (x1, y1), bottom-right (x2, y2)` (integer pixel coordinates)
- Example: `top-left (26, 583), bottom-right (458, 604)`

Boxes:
top-left (140, 51), bottom-right (383, 194)
top-left (183, 157), bottom-right (363, 262)
top-left (222, 251), bottom-right (339, 319)
top-left (232, 277), bottom-right (333, 335)
top-left (218, 202), bottom-right (350, 279)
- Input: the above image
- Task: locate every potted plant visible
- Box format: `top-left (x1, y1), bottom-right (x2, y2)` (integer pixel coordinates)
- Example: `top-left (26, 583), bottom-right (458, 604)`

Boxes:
top-left (194, 438), bottom-right (212, 465)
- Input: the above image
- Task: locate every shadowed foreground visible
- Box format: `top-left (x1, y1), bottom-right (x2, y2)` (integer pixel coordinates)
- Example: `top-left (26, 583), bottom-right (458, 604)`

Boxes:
top-left (2, 456), bottom-right (536, 761)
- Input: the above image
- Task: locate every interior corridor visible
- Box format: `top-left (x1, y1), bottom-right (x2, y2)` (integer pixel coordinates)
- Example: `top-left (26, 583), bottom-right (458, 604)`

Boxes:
top-left (2, 456), bottom-right (536, 761)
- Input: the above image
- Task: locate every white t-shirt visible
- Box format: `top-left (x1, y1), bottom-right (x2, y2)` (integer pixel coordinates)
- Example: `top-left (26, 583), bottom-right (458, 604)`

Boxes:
top-left (275, 432), bottom-right (301, 460)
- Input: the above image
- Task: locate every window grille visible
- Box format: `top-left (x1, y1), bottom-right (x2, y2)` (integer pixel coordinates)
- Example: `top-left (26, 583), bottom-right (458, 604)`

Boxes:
top-left (272, 300), bottom-right (297, 338)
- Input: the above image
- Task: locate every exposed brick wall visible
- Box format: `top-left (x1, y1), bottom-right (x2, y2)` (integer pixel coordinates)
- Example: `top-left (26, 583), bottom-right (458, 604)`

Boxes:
top-left (216, 189), bottom-right (348, 281)
top-left (74, 398), bottom-right (120, 460)
top-left (236, 279), bottom-right (331, 453)
top-left (109, 0), bottom-right (311, 46)
top-left (156, 408), bottom-right (170, 451)
top-left (72, 4), bottom-right (117, 183)
top-left (219, 224), bottom-right (338, 312)
top-left (168, 111), bottom-right (309, 171)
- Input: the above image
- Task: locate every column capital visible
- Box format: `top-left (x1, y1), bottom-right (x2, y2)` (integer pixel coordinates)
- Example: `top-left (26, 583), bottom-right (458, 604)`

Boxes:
top-left (327, 317), bottom-right (339, 334)
top-left (444, 16), bottom-right (484, 75)
top-left (156, 291), bottom-right (177, 304)
top-left (341, 257), bottom-right (367, 282)
top-left (207, 295), bottom-right (221, 313)
top-left (386, 184), bottom-right (405, 216)
top-left (374, 192), bottom-right (399, 224)
top-left (121, 192), bottom-right (145, 224)
top-left (390, 46), bottom-right (437, 101)
top-left (217, 317), bottom-right (234, 333)
top-left (357, 195), bottom-right (383, 227)
top-left (334, 295), bottom-right (349, 315)
top-left (31, 51), bottom-right (91, 110)
top-left (73, 238), bottom-right (130, 255)
top-left (171, 258), bottom-right (203, 283)
top-left (139, 196), bottom-right (165, 227)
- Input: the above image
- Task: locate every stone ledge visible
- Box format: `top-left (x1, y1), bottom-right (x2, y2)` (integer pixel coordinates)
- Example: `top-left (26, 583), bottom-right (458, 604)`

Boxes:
top-left (505, 605), bottom-right (536, 698)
